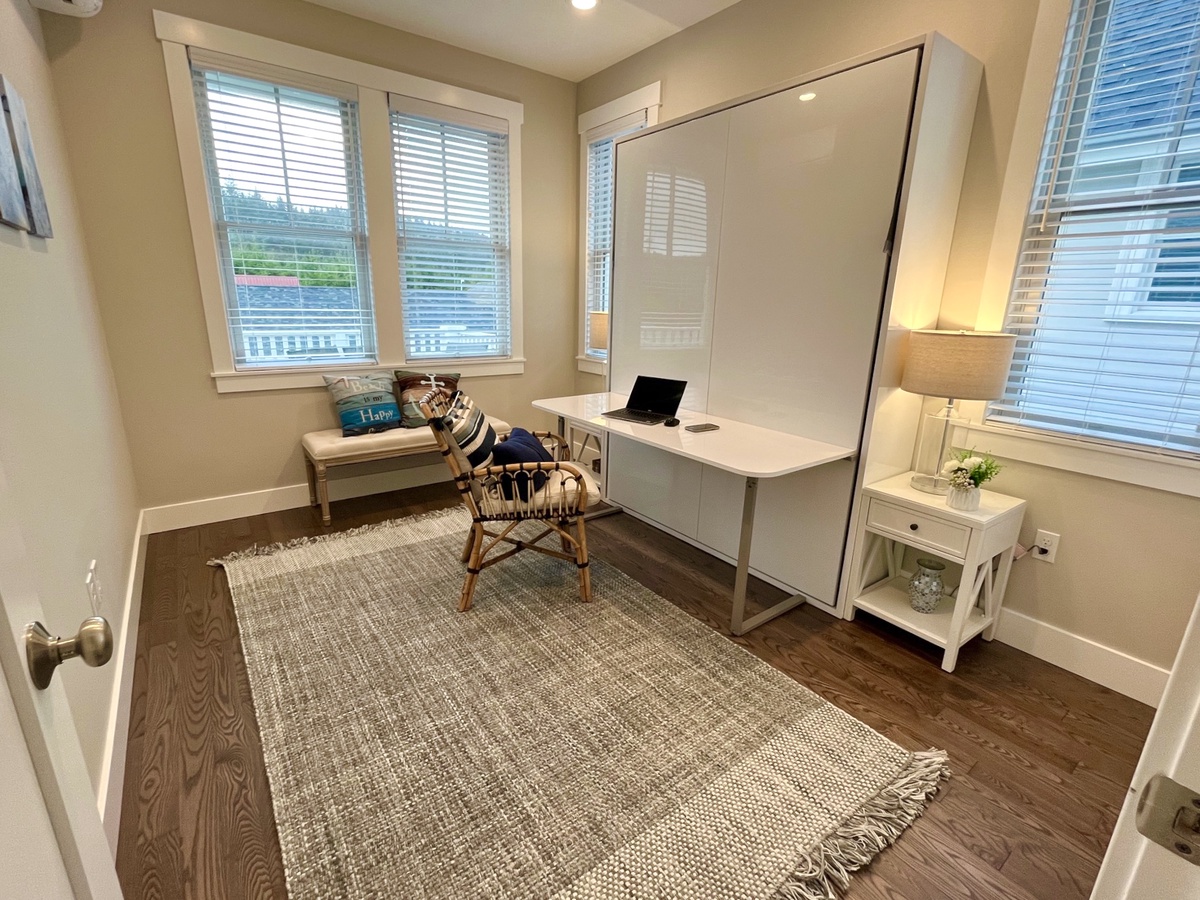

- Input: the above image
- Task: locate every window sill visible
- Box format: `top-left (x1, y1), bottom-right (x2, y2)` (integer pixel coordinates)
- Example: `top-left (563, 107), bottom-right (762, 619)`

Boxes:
top-left (212, 358), bottom-right (526, 393)
top-left (576, 355), bottom-right (607, 376)
top-left (951, 419), bottom-right (1200, 499)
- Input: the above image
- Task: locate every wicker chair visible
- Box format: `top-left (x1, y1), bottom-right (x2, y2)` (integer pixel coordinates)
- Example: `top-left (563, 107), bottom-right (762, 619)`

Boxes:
top-left (420, 389), bottom-right (598, 612)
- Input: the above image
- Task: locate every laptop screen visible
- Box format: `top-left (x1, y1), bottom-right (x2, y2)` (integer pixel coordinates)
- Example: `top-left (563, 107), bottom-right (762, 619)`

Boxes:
top-left (626, 376), bottom-right (687, 416)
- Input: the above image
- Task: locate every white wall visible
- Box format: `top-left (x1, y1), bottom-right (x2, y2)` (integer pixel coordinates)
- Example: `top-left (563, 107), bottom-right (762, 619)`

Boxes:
top-left (0, 0), bottom-right (141, 792)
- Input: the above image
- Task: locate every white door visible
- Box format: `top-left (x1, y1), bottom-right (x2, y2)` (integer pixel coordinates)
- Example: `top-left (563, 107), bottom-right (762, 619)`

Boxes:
top-left (0, 457), bottom-right (123, 900)
top-left (1091, 591), bottom-right (1200, 898)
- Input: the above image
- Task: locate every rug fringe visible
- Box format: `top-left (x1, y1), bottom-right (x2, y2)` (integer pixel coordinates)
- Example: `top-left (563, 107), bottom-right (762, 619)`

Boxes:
top-left (774, 749), bottom-right (950, 900)
top-left (207, 506), bottom-right (463, 567)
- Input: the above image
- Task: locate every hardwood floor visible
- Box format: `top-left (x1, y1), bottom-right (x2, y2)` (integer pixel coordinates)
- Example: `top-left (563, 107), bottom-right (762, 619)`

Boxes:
top-left (117, 484), bottom-right (1153, 900)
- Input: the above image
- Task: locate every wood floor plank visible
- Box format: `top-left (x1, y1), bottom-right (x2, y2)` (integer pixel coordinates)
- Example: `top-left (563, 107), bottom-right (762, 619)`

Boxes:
top-left (115, 488), bottom-right (1151, 899)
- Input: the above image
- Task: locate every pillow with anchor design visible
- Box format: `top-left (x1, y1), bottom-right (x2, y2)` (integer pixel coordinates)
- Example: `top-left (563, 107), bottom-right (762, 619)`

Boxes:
top-left (394, 370), bottom-right (461, 428)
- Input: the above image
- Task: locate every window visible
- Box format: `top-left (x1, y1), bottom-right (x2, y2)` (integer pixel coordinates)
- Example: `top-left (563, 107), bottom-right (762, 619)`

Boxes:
top-left (156, 12), bottom-right (524, 392)
top-left (191, 54), bottom-right (374, 369)
top-left (577, 85), bottom-right (661, 371)
top-left (991, 0), bottom-right (1200, 455)
top-left (391, 99), bottom-right (511, 360)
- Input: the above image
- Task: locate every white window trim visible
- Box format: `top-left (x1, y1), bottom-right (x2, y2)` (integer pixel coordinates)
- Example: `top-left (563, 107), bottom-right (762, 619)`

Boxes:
top-left (576, 83), bottom-right (661, 375)
top-left (155, 11), bottom-right (525, 392)
top-left (972, 0), bottom-right (1200, 498)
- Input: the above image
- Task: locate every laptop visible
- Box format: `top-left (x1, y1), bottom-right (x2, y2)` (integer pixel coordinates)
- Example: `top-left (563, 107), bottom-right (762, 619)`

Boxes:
top-left (602, 376), bottom-right (687, 425)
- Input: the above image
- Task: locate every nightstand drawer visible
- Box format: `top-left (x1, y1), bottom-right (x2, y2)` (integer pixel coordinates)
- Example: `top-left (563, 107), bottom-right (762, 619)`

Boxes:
top-left (865, 499), bottom-right (970, 559)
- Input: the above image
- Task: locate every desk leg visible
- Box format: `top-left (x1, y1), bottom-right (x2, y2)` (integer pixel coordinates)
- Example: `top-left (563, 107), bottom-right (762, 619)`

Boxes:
top-left (729, 476), bottom-right (807, 636)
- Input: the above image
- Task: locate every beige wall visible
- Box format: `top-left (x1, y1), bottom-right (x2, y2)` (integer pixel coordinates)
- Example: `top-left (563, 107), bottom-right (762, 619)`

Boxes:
top-left (576, 0), bottom-right (1199, 672)
top-left (40, 0), bottom-right (579, 510)
top-left (0, 0), bottom-right (140, 790)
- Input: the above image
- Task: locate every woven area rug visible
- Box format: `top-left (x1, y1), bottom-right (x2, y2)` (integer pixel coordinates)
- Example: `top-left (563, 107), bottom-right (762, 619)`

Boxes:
top-left (212, 508), bottom-right (948, 900)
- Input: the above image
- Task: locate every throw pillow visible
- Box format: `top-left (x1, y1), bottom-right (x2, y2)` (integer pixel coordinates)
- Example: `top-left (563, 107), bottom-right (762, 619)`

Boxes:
top-left (491, 428), bottom-right (553, 501)
top-left (394, 370), bottom-right (460, 428)
top-left (441, 391), bottom-right (497, 470)
top-left (322, 374), bottom-right (402, 436)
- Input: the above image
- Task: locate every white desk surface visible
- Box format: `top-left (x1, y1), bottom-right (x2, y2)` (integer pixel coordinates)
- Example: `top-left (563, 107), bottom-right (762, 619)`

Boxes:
top-left (534, 392), bottom-right (855, 479)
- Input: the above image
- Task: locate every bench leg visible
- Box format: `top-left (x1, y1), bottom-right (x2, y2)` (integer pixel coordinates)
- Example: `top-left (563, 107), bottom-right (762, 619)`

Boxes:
top-left (315, 462), bottom-right (331, 526)
top-left (304, 457), bottom-right (318, 508)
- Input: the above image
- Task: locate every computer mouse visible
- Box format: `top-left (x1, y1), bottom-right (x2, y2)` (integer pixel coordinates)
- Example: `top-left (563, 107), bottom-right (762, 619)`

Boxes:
top-left (664, 417), bottom-right (680, 427)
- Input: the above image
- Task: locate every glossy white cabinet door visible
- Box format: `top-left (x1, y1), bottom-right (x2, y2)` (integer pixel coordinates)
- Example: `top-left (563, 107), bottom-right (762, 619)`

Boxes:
top-left (696, 460), bottom-right (856, 607)
top-left (706, 50), bottom-right (919, 447)
top-left (606, 435), bottom-right (703, 539)
top-left (609, 110), bottom-right (731, 413)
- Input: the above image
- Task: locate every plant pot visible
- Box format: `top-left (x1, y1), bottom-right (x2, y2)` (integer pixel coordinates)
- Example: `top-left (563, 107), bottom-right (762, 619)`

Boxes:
top-left (908, 558), bottom-right (945, 614)
top-left (946, 485), bottom-right (981, 511)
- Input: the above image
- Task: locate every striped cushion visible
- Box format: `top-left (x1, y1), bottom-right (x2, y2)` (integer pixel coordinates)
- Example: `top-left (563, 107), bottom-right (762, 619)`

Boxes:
top-left (441, 392), bottom-right (497, 470)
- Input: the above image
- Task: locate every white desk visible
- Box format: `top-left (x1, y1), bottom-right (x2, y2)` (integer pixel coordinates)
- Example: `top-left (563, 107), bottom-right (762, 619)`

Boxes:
top-left (533, 393), bottom-right (856, 635)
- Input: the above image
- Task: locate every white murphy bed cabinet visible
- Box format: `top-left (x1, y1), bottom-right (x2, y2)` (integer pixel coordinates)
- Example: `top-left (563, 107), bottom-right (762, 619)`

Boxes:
top-left (605, 35), bottom-right (982, 615)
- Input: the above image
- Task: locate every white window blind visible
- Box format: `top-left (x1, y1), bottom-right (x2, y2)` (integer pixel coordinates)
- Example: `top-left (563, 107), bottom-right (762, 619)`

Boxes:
top-left (583, 110), bottom-right (648, 358)
top-left (190, 53), bottom-right (374, 369)
top-left (390, 97), bottom-right (511, 361)
top-left (991, 0), bottom-right (1200, 455)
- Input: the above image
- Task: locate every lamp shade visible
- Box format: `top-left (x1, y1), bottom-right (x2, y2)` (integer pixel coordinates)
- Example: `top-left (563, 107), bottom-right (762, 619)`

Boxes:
top-left (900, 330), bottom-right (1017, 400)
top-left (588, 310), bottom-right (609, 352)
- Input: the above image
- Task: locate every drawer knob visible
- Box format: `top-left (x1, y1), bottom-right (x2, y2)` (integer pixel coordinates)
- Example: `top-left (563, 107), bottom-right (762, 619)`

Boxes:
top-left (909, 523), bottom-right (919, 531)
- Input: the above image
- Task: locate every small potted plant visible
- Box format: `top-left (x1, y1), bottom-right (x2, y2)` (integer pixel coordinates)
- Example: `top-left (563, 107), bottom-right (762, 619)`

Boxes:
top-left (940, 450), bottom-right (1001, 511)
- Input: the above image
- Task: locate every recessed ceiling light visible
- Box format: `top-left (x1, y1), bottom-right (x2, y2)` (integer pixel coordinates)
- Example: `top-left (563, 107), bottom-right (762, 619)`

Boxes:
top-left (572, 0), bottom-right (597, 9)
top-left (799, 92), bottom-right (817, 102)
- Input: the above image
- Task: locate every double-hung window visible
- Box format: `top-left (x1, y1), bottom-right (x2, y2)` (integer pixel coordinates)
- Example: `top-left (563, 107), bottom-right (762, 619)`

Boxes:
top-left (191, 52), bottom-right (374, 369)
top-left (992, 0), bottom-right (1200, 456)
top-left (157, 12), bottom-right (524, 392)
top-left (390, 98), bottom-right (512, 360)
top-left (577, 85), bottom-right (660, 371)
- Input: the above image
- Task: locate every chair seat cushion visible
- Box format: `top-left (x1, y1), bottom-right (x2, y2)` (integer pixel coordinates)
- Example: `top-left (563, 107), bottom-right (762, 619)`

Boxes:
top-left (303, 417), bottom-right (511, 463)
top-left (539, 466), bottom-right (602, 509)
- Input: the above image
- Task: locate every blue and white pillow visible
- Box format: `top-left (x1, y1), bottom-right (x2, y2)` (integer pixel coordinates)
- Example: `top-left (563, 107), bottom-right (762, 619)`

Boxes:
top-left (441, 391), bottom-right (497, 470)
top-left (323, 374), bottom-right (402, 436)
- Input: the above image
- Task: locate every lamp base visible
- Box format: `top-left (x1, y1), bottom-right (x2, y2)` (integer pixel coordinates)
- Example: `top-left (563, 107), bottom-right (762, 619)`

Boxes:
top-left (910, 472), bottom-right (950, 495)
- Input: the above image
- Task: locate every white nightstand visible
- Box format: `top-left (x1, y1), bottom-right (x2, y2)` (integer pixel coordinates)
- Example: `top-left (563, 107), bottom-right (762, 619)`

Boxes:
top-left (845, 472), bottom-right (1026, 672)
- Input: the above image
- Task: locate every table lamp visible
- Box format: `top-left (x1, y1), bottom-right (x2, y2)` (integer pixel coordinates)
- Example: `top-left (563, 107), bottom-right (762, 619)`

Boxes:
top-left (588, 310), bottom-right (609, 353)
top-left (901, 330), bottom-right (1017, 494)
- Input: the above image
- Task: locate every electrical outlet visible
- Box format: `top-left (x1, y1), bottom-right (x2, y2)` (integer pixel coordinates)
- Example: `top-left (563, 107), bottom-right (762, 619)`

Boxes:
top-left (85, 560), bottom-right (103, 613)
top-left (1033, 530), bottom-right (1060, 564)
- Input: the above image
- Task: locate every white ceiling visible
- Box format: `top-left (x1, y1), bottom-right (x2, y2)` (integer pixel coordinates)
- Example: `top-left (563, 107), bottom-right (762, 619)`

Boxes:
top-left (299, 0), bottom-right (744, 82)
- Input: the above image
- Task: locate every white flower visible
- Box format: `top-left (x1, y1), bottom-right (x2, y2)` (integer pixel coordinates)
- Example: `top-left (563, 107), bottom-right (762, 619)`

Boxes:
top-left (963, 456), bottom-right (984, 470)
top-left (941, 460), bottom-right (960, 474)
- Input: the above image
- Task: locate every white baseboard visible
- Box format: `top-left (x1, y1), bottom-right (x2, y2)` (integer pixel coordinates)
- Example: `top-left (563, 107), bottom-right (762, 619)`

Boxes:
top-left (141, 464), bottom-right (450, 534)
top-left (994, 607), bottom-right (1169, 708)
top-left (96, 509), bottom-right (148, 854)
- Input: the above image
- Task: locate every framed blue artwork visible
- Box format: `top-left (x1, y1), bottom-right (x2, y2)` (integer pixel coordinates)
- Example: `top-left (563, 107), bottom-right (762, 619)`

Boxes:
top-left (1, 74), bottom-right (52, 238)
top-left (0, 74), bottom-right (28, 232)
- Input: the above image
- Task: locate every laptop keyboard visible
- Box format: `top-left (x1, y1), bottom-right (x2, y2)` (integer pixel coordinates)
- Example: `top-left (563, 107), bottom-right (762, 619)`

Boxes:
top-left (604, 408), bottom-right (667, 424)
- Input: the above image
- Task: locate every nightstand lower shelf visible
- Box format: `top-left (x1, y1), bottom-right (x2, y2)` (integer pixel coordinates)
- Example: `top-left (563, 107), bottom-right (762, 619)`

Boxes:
top-left (853, 576), bottom-right (990, 649)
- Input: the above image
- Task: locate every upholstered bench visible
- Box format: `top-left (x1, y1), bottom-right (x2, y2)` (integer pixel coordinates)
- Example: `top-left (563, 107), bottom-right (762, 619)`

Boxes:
top-left (302, 417), bottom-right (511, 525)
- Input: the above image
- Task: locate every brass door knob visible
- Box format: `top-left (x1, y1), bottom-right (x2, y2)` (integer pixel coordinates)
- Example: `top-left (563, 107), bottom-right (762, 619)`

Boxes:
top-left (25, 616), bottom-right (113, 690)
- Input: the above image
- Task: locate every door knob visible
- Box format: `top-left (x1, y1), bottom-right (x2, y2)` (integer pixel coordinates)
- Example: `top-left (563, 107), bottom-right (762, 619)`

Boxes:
top-left (24, 616), bottom-right (113, 690)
